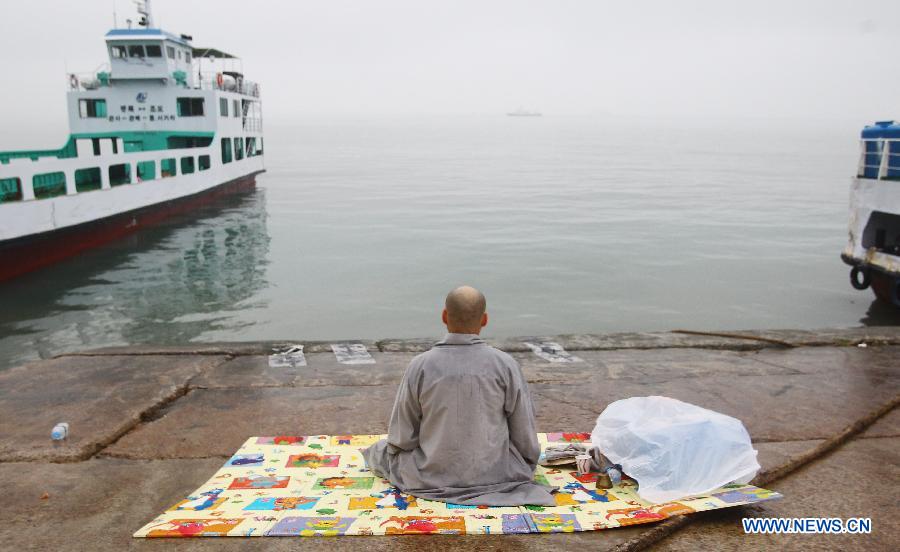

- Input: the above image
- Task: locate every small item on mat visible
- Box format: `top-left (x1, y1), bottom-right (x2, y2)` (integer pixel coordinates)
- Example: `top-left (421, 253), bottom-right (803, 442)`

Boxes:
top-left (540, 443), bottom-right (587, 466)
top-left (51, 422), bottom-right (69, 441)
top-left (595, 472), bottom-right (613, 489)
top-left (575, 454), bottom-right (592, 475)
top-left (607, 467), bottom-right (622, 485)
top-left (268, 345), bottom-right (307, 368)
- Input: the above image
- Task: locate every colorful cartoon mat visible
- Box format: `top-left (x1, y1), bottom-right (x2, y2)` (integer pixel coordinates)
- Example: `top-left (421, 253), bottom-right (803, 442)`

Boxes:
top-left (134, 433), bottom-right (781, 537)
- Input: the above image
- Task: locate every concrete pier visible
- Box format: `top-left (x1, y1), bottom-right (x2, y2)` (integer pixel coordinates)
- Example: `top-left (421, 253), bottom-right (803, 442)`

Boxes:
top-left (0, 327), bottom-right (898, 551)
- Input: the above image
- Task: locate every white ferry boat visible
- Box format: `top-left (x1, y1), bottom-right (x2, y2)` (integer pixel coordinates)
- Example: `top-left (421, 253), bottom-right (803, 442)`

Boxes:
top-left (842, 120), bottom-right (900, 306)
top-left (0, 0), bottom-right (264, 283)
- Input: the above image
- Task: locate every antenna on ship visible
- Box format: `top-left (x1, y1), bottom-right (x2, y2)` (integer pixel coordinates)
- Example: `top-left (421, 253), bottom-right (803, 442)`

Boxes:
top-left (134, 0), bottom-right (153, 28)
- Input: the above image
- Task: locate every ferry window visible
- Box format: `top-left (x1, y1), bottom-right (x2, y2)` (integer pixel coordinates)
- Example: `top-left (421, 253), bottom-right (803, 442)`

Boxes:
top-left (198, 155), bottom-right (211, 171)
top-left (32, 172), bottom-right (66, 199)
top-left (166, 46), bottom-right (175, 59)
top-left (109, 163), bottom-right (131, 186)
top-left (74, 167), bottom-right (102, 193)
top-left (160, 158), bottom-right (176, 177)
top-left (246, 137), bottom-right (256, 157)
top-left (185, 51), bottom-right (192, 63)
top-left (136, 161), bottom-right (156, 181)
top-left (111, 45), bottom-right (127, 59)
top-left (234, 137), bottom-right (244, 161)
top-left (79, 99), bottom-right (107, 118)
top-left (0, 177), bottom-right (22, 203)
top-left (92, 138), bottom-right (101, 156)
top-left (128, 45), bottom-right (145, 58)
top-left (221, 138), bottom-right (232, 164)
top-left (176, 97), bottom-right (204, 117)
top-left (219, 98), bottom-right (228, 117)
top-left (258, 138), bottom-right (264, 155)
top-left (177, 50), bottom-right (182, 60)
top-left (146, 45), bottom-right (162, 58)
top-left (233, 100), bottom-right (240, 118)
top-left (181, 156), bottom-right (195, 175)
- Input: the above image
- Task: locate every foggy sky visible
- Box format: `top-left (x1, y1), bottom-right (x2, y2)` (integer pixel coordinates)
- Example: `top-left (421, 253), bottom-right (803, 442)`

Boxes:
top-left (1, 0), bottom-right (898, 148)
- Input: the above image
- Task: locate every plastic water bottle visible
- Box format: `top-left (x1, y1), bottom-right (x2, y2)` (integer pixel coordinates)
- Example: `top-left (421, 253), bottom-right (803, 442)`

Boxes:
top-left (607, 467), bottom-right (622, 486)
top-left (51, 422), bottom-right (69, 441)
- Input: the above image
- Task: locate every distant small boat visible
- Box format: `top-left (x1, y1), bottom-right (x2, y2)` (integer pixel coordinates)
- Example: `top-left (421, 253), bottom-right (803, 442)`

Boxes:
top-left (507, 108), bottom-right (542, 117)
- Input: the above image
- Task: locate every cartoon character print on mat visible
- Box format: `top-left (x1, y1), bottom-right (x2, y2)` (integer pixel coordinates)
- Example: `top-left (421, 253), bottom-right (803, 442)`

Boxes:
top-left (379, 516), bottom-right (467, 535)
top-left (227, 453), bottom-right (264, 467)
top-left (530, 514), bottom-right (581, 533)
top-left (286, 453), bottom-right (340, 468)
top-left (330, 434), bottom-right (383, 447)
top-left (349, 487), bottom-right (417, 510)
top-left (266, 516), bottom-right (355, 536)
top-left (243, 496), bottom-right (320, 511)
top-left (228, 475), bottom-right (290, 490)
top-left (712, 486), bottom-right (780, 504)
top-left (313, 476), bottom-right (374, 490)
top-left (255, 436), bottom-right (306, 446)
top-left (605, 501), bottom-right (695, 526)
top-left (146, 518), bottom-right (244, 537)
top-left (545, 432), bottom-right (591, 443)
top-left (501, 514), bottom-right (534, 534)
top-left (554, 482), bottom-right (617, 505)
top-left (170, 489), bottom-right (226, 511)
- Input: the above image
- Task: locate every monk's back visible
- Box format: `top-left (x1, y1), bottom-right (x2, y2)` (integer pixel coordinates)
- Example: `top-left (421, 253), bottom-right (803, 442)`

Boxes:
top-left (413, 341), bottom-right (518, 486)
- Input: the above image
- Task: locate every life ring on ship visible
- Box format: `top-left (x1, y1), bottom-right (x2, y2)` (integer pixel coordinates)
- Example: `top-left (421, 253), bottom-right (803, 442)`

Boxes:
top-left (216, 72), bottom-right (224, 88)
top-left (69, 74), bottom-right (79, 90)
top-left (850, 266), bottom-right (871, 290)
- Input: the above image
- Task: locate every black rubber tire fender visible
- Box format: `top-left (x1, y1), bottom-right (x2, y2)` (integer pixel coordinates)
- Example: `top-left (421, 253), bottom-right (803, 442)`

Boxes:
top-left (850, 266), bottom-right (871, 290)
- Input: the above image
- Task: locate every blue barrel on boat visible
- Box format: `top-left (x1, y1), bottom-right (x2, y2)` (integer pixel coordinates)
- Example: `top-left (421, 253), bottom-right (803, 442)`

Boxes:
top-left (861, 120), bottom-right (900, 178)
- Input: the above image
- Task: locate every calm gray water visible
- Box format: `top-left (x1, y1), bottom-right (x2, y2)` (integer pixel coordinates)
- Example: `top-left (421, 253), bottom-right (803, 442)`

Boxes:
top-left (1, 117), bottom-right (898, 370)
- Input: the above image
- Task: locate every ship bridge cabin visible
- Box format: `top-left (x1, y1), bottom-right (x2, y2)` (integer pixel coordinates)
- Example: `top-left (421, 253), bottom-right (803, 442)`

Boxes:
top-left (66, 27), bottom-right (263, 152)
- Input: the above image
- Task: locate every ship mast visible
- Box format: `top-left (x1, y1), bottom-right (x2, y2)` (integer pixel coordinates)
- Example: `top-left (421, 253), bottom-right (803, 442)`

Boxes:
top-left (135, 0), bottom-right (154, 28)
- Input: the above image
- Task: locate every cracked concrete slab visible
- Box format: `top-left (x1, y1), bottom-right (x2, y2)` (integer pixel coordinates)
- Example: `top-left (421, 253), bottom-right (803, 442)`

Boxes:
top-left (191, 352), bottom-right (415, 389)
top-left (649, 432), bottom-right (900, 551)
top-left (105, 386), bottom-right (400, 459)
top-left (514, 348), bottom-right (799, 385)
top-left (527, 348), bottom-right (900, 442)
top-left (0, 355), bottom-right (228, 462)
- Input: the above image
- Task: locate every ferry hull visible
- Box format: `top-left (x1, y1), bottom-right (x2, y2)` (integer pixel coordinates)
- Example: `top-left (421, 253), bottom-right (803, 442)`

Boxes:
top-left (0, 170), bottom-right (263, 283)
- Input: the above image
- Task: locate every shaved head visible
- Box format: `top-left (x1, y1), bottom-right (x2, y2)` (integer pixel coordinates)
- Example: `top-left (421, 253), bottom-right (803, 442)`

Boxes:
top-left (444, 285), bottom-right (487, 333)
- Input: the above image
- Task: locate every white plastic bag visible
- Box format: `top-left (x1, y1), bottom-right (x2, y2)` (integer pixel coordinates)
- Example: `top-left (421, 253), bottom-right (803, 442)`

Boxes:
top-left (591, 396), bottom-right (760, 504)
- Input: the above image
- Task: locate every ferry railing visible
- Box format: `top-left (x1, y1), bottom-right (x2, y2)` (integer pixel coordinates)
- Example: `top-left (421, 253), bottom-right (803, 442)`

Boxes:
top-left (67, 64), bottom-right (112, 91)
top-left (195, 72), bottom-right (261, 98)
top-left (858, 139), bottom-right (900, 180)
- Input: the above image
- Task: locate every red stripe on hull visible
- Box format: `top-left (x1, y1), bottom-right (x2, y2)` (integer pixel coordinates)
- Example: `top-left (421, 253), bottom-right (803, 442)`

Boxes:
top-left (0, 172), bottom-right (262, 283)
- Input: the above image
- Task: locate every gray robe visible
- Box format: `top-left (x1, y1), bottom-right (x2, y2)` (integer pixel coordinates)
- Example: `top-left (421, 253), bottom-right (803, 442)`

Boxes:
top-left (363, 333), bottom-right (556, 506)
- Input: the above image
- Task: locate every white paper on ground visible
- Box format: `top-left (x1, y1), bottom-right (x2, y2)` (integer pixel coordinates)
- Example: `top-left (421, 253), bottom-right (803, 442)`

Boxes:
top-left (331, 343), bottom-right (376, 365)
top-left (268, 345), bottom-right (307, 368)
top-left (523, 341), bottom-right (583, 363)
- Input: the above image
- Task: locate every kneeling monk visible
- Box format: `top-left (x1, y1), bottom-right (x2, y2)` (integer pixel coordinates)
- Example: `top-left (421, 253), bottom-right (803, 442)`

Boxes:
top-left (363, 285), bottom-right (556, 506)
